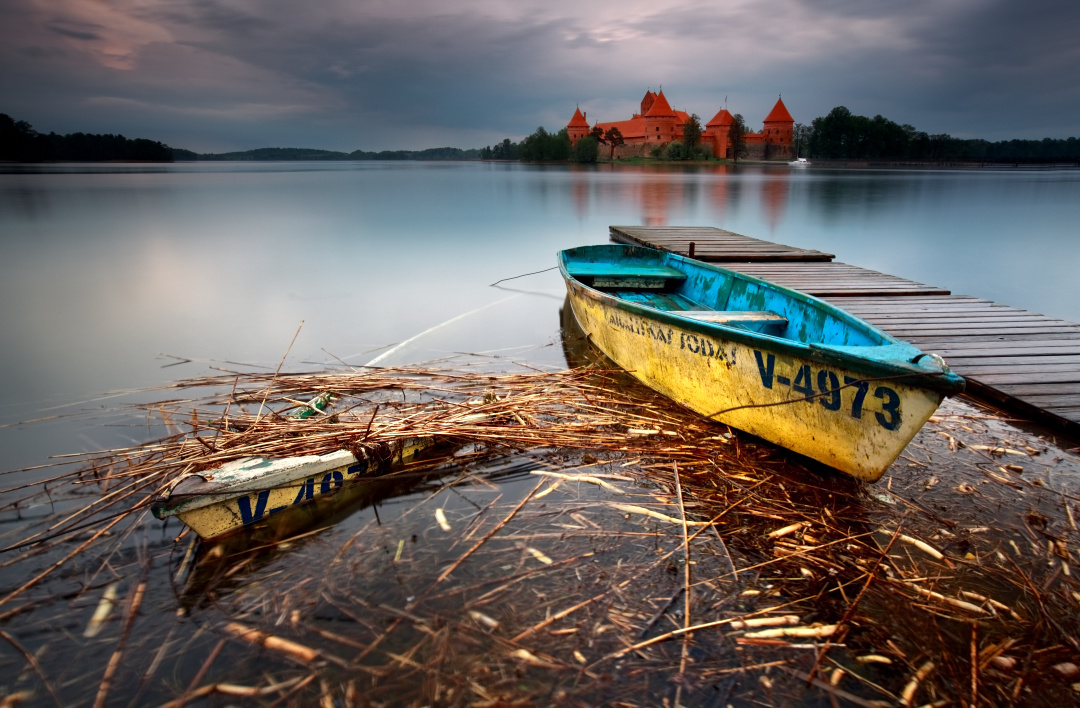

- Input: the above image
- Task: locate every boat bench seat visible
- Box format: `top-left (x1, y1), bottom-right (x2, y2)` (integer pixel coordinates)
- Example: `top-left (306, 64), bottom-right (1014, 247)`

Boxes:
top-left (567, 263), bottom-right (687, 290)
top-left (679, 310), bottom-right (788, 333)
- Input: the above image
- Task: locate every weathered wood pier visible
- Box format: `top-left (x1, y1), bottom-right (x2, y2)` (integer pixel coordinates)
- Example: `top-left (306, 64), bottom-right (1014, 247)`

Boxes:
top-left (611, 225), bottom-right (1080, 438)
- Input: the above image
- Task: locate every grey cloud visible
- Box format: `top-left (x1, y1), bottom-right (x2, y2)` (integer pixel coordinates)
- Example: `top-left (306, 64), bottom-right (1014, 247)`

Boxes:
top-left (47, 24), bottom-right (102, 41)
top-left (2, 0), bottom-right (1079, 151)
top-left (139, 0), bottom-right (277, 38)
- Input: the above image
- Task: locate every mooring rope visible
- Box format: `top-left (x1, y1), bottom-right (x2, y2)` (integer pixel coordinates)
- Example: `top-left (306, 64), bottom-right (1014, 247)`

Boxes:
top-left (489, 266), bottom-right (557, 287)
top-left (706, 370), bottom-right (949, 419)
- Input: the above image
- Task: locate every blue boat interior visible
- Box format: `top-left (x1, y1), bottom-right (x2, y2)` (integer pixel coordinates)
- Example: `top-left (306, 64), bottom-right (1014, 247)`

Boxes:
top-left (563, 245), bottom-right (889, 348)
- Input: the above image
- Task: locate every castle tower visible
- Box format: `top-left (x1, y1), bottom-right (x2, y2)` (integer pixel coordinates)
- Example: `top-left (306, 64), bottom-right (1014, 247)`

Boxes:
top-left (644, 90), bottom-right (678, 143)
top-left (761, 97), bottom-right (794, 147)
top-left (640, 90), bottom-right (658, 116)
top-left (704, 108), bottom-right (735, 158)
top-left (566, 106), bottom-right (591, 145)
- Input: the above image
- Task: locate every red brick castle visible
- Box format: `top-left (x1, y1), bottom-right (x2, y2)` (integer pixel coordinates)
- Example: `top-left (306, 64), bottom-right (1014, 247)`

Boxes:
top-left (567, 90), bottom-right (795, 160)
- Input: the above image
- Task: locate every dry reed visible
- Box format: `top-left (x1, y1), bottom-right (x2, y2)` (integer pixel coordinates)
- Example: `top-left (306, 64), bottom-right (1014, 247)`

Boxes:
top-left (0, 363), bottom-right (1077, 706)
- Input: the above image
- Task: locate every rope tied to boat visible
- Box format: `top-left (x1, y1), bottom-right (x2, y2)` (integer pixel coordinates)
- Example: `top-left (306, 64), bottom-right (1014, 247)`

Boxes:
top-left (489, 266), bottom-right (558, 287)
top-left (706, 370), bottom-right (952, 419)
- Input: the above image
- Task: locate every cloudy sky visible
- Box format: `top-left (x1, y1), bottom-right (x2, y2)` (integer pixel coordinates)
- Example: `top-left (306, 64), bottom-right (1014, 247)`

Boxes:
top-left (2, 0), bottom-right (1076, 152)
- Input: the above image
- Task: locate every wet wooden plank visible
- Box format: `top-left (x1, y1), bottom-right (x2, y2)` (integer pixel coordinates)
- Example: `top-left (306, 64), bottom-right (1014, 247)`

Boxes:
top-left (961, 383), bottom-right (1080, 429)
top-left (861, 314), bottom-right (1057, 323)
top-left (848, 307), bottom-right (1015, 315)
top-left (867, 316), bottom-right (1076, 326)
top-left (610, 225), bottom-right (835, 261)
top-left (903, 332), bottom-right (1080, 342)
top-left (940, 362), bottom-right (1080, 375)
top-left (897, 327), bottom-right (1080, 338)
top-left (990, 383), bottom-right (1080, 396)
top-left (858, 311), bottom-right (1038, 319)
top-left (867, 312), bottom-right (1079, 323)
top-left (985, 394), bottom-right (1080, 408)
top-left (725, 263), bottom-right (951, 296)
top-left (835, 296), bottom-right (991, 303)
top-left (828, 299), bottom-right (998, 310)
top-left (966, 372), bottom-right (1080, 385)
top-left (926, 343), bottom-right (1080, 356)
top-left (901, 325), bottom-right (1063, 335)
top-left (904, 333), bottom-right (1080, 345)
top-left (1036, 407), bottom-right (1080, 417)
top-left (944, 355), bottom-right (1080, 367)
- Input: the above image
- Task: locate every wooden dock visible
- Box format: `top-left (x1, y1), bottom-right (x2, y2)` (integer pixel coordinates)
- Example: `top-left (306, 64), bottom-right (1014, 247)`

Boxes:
top-left (610, 225), bottom-right (1080, 438)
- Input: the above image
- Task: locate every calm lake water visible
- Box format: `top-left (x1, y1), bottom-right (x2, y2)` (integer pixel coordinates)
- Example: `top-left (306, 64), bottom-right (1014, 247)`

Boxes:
top-left (2, 161), bottom-right (1080, 705)
top-left (1, 161), bottom-right (1078, 463)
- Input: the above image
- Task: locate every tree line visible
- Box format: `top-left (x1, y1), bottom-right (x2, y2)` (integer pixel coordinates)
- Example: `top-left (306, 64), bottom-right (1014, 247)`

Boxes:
top-left (804, 107), bottom-right (1080, 162)
top-left (484, 127), bottom-right (603, 163)
top-left (495, 108), bottom-right (1078, 165)
top-left (0, 113), bottom-right (484, 163)
top-left (1, 113), bottom-right (174, 162)
top-left (502, 118), bottom-right (708, 163)
top-left (196, 146), bottom-right (482, 161)
top-left (8, 108), bottom-right (1075, 166)
top-left (520, 128), bottom-right (573, 162)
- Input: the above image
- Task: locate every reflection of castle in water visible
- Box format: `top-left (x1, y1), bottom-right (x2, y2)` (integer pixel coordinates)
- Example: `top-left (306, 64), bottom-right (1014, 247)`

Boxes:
top-left (760, 176), bottom-right (789, 230)
top-left (568, 165), bottom-right (790, 227)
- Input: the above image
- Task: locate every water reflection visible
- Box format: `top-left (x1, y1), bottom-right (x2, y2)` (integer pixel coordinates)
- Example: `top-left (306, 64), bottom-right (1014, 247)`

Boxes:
top-left (564, 163), bottom-right (789, 227)
top-left (2, 161), bottom-right (1079, 707)
top-left (760, 175), bottom-right (789, 228)
top-left (2, 161), bottom-right (1078, 474)
top-left (179, 462), bottom-right (458, 606)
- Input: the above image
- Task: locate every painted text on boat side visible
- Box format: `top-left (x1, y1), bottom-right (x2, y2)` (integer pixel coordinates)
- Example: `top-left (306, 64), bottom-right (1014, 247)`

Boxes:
top-left (754, 350), bottom-right (902, 431)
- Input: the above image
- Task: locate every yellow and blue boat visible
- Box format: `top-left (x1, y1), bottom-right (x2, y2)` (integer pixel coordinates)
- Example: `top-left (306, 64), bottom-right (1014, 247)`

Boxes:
top-left (559, 244), bottom-right (964, 481)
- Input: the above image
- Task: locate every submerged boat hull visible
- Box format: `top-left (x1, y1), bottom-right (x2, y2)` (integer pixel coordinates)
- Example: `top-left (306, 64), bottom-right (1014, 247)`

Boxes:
top-left (153, 438), bottom-right (432, 540)
top-left (560, 245), bottom-right (963, 481)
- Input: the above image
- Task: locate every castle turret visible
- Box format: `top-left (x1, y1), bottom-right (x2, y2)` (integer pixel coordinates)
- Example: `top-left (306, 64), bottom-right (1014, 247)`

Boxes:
top-left (761, 97), bottom-right (794, 147)
top-left (640, 90), bottom-right (657, 116)
top-left (644, 90), bottom-right (678, 143)
top-left (703, 108), bottom-right (736, 158)
top-left (566, 106), bottom-right (590, 145)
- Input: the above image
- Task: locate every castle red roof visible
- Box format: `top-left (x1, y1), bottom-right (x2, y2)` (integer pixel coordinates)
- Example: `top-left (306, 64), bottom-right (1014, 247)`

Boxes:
top-left (595, 116), bottom-right (646, 140)
top-left (762, 97), bottom-right (794, 123)
top-left (567, 107), bottom-right (590, 128)
top-left (645, 91), bottom-right (676, 117)
top-left (705, 109), bottom-right (734, 128)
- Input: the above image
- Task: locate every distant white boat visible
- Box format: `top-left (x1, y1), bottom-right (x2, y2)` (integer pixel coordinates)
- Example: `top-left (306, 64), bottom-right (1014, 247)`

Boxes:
top-left (788, 157), bottom-right (810, 166)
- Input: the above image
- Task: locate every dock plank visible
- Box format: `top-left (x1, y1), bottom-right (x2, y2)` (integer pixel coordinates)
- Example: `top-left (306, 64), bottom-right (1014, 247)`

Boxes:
top-left (991, 383), bottom-right (1080, 397)
top-left (886, 326), bottom-right (1080, 336)
top-left (720, 262), bottom-right (952, 296)
top-left (943, 355), bottom-right (1080, 367)
top-left (865, 316), bottom-right (1079, 326)
top-left (610, 225), bottom-right (835, 262)
top-left (936, 363), bottom-right (1080, 375)
top-left (966, 372), bottom-right (1080, 385)
top-left (919, 344), bottom-right (1080, 356)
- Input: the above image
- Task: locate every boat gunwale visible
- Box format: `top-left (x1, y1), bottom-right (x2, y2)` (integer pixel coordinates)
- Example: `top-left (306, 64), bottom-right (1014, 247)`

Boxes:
top-left (149, 451), bottom-right (356, 519)
top-left (559, 245), bottom-right (965, 396)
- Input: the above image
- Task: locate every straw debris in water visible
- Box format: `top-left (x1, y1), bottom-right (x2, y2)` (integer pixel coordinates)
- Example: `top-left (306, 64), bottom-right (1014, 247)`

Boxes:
top-left (0, 364), bottom-right (1078, 706)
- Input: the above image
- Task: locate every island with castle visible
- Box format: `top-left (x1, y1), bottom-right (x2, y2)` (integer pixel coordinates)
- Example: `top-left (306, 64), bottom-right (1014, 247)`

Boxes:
top-left (566, 90), bottom-right (795, 160)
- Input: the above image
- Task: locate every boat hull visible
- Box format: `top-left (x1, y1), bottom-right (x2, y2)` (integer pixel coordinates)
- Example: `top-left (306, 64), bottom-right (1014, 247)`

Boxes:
top-left (157, 439), bottom-right (433, 540)
top-left (564, 277), bottom-right (944, 481)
